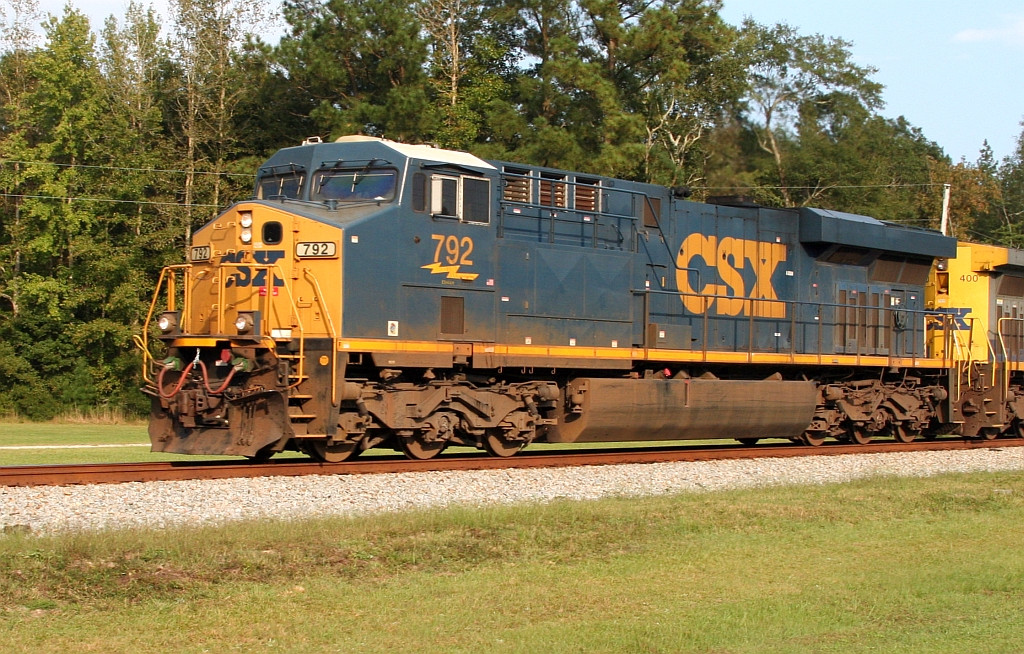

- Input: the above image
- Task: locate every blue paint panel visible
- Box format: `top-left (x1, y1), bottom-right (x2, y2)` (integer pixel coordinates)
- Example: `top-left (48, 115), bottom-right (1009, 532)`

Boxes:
top-left (534, 247), bottom-right (586, 318)
top-left (584, 252), bottom-right (633, 321)
top-left (400, 285), bottom-right (496, 341)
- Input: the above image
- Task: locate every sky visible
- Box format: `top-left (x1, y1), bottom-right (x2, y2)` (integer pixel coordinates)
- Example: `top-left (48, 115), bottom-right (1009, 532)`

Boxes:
top-left (23, 0), bottom-right (1024, 164)
top-left (718, 0), bottom-right (1024, 163)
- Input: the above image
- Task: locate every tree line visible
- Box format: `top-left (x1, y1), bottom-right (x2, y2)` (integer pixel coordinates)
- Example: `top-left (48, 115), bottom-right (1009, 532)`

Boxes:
top-left (2, 0), bottom-right (1023, 418)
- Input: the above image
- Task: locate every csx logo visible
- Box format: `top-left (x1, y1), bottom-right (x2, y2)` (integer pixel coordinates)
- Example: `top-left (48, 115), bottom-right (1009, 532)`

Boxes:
top-left (221, 250), bottom-right (286, 288)
top-left (675, 234), bottom-right (787, 318)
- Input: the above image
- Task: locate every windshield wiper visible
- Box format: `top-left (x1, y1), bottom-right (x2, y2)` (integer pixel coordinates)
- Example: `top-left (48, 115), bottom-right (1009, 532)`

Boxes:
top-left (352, 158), bottom-right (381, 186)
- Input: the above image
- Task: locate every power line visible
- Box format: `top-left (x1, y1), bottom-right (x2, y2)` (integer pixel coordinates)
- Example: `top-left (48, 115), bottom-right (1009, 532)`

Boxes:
top-left (1, 161), bottom-right (950, 191)
top-left (0, 159), bottom-right (256, 179)
top-left (0, 192), bottom-right (229, 209)
top-left (694, 183), bottom-right (948, 191)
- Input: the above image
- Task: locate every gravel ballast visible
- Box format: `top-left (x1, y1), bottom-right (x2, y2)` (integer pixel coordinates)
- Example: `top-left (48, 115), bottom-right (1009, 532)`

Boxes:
top-left (3, 448), bottom-right (1024, 535)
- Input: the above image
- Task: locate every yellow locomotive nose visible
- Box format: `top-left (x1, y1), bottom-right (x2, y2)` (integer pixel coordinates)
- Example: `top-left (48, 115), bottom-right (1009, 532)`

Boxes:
top-left (139, 197), bottom-right (347, 457)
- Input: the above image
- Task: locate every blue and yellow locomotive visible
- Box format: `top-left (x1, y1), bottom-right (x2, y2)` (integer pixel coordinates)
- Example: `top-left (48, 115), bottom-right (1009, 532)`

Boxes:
top-left (138, 136), bottom-right (1024, 460)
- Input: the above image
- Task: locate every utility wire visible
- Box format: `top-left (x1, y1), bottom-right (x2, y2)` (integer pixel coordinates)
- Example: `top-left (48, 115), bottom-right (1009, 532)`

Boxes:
top-left (2, 161), bottom-right (949, 190)
top-left (0, 176), bottom-right (954, 211)
top-left (693, 183), bottom-right (948, 191)
top-left (0, 192), bottom-right (229, 208)
top-left (0, 159), bottom-right (256, 179)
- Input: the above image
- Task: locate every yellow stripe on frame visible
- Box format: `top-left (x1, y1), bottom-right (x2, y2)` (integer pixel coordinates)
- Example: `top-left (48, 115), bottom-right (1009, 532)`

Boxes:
top-left (334, 338), bottom-right (951, 369)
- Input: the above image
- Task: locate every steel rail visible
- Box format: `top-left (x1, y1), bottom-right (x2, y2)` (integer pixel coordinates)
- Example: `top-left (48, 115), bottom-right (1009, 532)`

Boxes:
top-left (3, 438), bottom-right (1023, 488)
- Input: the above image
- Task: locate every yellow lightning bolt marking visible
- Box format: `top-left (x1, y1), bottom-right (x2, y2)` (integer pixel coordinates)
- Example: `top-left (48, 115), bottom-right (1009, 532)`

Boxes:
top-left (421, 262), bottom-right (479, 281)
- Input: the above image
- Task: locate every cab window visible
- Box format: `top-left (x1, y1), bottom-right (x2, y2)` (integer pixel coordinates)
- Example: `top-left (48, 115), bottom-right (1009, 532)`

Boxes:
top-left (257, 171), bottom-right (305, 200)
top-left (311, 169), bottom-right (398, 202)
top-left (428, 174), bottom-right (490, 224)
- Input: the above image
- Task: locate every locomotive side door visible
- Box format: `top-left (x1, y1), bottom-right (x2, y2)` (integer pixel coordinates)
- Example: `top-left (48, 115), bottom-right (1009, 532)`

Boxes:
top-left (401, 169), bottom-right (498, 344)
top-left (888, 287), bottom-right (925, 357)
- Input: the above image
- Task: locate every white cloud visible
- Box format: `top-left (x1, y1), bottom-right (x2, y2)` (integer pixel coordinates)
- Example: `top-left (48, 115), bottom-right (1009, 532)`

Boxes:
top-left (953, 15), bottom-right (1024, 47)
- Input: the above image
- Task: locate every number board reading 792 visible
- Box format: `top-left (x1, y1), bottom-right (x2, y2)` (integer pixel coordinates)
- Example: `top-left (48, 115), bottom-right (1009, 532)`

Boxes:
top-left (296, 241), bottom-right (337, 258)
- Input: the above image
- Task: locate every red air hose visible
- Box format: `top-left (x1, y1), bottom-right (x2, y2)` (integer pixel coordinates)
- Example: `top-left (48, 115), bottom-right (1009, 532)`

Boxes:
top-left (157, 358), bottom-right (240, 398)
top-left (202, 362), bottom-right (238, 394)
top-left (157, 360), bottom-right (196, 399)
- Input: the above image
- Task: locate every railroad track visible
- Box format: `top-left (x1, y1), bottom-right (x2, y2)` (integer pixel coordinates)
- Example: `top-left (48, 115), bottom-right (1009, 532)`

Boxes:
top-left (3, 437), bottom-right (1023, 487)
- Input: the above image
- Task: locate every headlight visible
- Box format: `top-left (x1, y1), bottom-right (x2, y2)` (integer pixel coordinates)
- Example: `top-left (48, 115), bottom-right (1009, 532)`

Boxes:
top-left (235, 312), bottom-right (258, 335)
top-left (240, 228), bottom-right (253, 244)
top-left (157, 311), bottom-right (179, 335)
top-left (239, 211), bottom-right (253, 228)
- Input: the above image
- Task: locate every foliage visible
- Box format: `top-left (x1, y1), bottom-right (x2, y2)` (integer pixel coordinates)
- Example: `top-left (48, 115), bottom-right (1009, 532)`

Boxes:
top-left (994, 126), bottom-right (1024, 246)
top-left (0, 1), bottom-right (1022, 417)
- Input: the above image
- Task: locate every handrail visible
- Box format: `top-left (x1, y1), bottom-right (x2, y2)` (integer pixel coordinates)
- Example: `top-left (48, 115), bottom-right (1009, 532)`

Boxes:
top-left (996, 316), bottom-right (1024, 392)
top-left (304, 268), bottom-right (339, 405)
top-left (497, 195), bottom-right (704, 280)
top-left (139, 262), bottom-right (308, 391)
top-left (132, 335), bottom-right (158, 384)
top-left (498, 201), bottom-right (634, 242)
top-left (632, 287), bottom-right (960, 365)
top-left (949, 319), bottom-right (983, 402)
top-left (235, 263), bottom-right (307, 390)
top-left (137, 264), bottom-right (192, 384)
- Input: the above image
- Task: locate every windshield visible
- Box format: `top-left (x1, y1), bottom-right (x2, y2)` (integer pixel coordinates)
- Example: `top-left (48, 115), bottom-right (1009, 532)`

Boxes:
top-left (312, 169), bottom-right (398, 203)
top-left (257, 171), bottom-right (305, 200)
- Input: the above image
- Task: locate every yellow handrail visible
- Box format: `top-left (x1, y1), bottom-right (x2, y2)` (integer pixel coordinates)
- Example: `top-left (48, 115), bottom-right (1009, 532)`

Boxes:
top-left (948, 318), bottom-right (977, 402)
top-left (304, 268), bottom-right (339, 405)
top-left (138, 262), bottom-right (309, 391)
top-left (996, 316), bottom-right (1024, 393)
top-left (137, 264), bottom-right (192, 384)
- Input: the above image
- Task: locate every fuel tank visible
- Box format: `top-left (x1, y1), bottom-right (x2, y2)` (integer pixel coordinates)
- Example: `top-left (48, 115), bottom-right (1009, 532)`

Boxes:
top-left (547, 377), bottom-right (818, 443)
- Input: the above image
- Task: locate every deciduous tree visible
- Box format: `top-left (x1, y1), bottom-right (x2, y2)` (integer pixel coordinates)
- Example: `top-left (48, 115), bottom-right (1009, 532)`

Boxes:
top-left (739, 20), bottom-right (882, 205)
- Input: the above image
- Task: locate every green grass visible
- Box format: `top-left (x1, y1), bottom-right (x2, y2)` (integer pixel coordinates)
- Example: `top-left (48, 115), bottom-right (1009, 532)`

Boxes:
top-left (0, 421), bottom-right (148, 447)
top-left (0, 422), bottom-right (153, 465)
top-left (2, 472), bottom-right (1024, 652)
top-left (0, 421), bottom-right (310, 464)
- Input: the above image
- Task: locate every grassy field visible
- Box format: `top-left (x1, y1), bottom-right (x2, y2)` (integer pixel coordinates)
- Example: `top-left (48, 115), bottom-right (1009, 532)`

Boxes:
top-left (0, 421), bottom-right (203, 465)
top-left (2, 472), bottom-right (1024, 652)
top-left (0, 421), bottom-right (152, 465)
top-left (0, 421), bottom-right (149, 446)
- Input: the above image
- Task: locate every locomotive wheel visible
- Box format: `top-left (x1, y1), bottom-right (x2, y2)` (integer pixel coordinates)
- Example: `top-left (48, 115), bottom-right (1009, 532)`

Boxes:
top-left (893, 423), bottom-right (918, 444)
top-left (800, 431), bottom-right (825, 447)
top-left (979, 427), bottom-right (1000, 441)
top-left (848, 425), bottom-right (872, 445)
top-left (401, 437), bottom-right (445, 460)
top-left (737, 438), bottom-right (760, 446)
top-left (483, 429), bottom-right (525, 457)
top-left (307, 440), bottom-right (358, 463)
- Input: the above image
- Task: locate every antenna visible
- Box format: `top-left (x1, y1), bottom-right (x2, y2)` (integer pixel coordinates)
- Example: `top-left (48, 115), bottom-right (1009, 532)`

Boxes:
top-left (939, 183), bottom-right (951, 235)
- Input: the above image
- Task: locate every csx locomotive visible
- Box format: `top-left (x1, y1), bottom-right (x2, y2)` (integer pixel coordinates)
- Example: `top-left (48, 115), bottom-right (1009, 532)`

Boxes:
top-left (138, 136), bottom-right (1024, 461)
